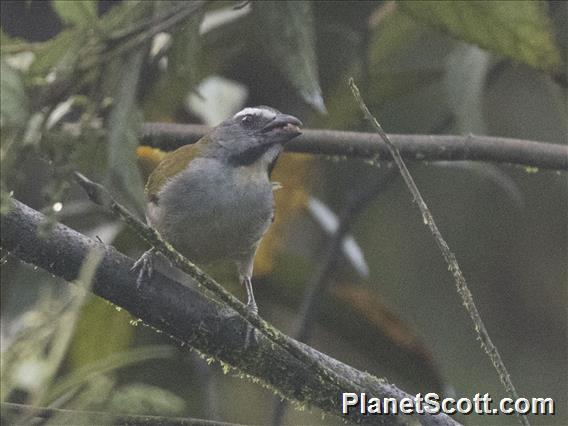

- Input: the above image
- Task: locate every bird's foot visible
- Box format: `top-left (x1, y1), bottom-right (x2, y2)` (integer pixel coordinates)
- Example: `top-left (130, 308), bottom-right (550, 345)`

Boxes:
top-left (243, 276), bottom-right (258, 316)
top-left (131, 248), bottom-right (155, 289)
top-left (246, 300), bottom-right (258, 316)
top-left (242, 276), bottom-right (259, 346)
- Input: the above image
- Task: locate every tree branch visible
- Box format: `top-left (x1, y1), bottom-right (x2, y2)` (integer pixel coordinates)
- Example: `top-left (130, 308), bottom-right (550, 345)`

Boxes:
top-left (0, 402), bottom-right (238, 426)
top-left (70, 172), bottom-right (372, 405)
top-left (141, 122), bottom-right (568, 171)
top-left (349, 78), bottom-right (527, 426)
top-left (1, 198), bottom-right (460, 426)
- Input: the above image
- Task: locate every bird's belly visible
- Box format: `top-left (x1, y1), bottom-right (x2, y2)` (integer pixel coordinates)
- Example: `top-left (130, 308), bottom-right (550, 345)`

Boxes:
top-left (149, 163), bottom-right (274, 265)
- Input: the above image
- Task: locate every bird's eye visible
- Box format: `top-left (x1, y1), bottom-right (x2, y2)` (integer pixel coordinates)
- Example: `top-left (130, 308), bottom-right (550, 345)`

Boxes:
top-left (241, 115), bottom-right (254, 127)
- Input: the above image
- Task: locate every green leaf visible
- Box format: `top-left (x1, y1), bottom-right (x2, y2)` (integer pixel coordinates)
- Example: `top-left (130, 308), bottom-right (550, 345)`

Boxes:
top-left (99, 0), bottom-right (153, 41)
top-left (46, 375), bottom-right (116, 425)
top-left (320, 7), bottom-right (449, 131)
top-left (53, 0), bottom-right (97, 28)
top-left (69, 298), bottom-right (135, 369)
top-left (253, 1), bottom-right (326, 113)
top-left (169, 11), bottom-right (203, 83)
top-left (28, 29), bottom-right (84, 77)
top-left (398, 0), bottom-right (563, 74)
top-left (106, 50), bottom-right (147, 217)
top-left (45, 345), bottom-right (176, 404)
top-left (144, 10), bottom-right (204, 119)
top-left (0, 60), bottom-right (29, 129)
top-left (108, 383), bottom-right (186, 416)
top-left (445, 43), bottom-right (491, 133)
top-left (0, 28), bottom-right (31, 54)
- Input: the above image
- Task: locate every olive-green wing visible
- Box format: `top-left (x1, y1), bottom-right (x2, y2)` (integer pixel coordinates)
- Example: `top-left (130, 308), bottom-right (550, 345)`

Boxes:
top-left (145, 141), bottom-right (204, 202)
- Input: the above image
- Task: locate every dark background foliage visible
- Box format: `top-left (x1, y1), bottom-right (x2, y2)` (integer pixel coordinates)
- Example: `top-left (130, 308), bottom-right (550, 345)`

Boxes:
top-left (1, 1), bottom-right (566, 425)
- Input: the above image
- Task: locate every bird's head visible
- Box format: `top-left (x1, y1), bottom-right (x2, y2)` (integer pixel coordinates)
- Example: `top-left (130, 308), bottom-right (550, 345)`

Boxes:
top-left (206, 106), bottom-right (302, 166)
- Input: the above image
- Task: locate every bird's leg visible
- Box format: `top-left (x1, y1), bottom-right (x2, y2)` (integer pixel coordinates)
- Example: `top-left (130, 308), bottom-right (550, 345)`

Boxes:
top-left (131, 247), bottom-right (155, 289)
top-left (240, 275), bottom-right (258, 348)
top-left (243, 276), bottom-right (258, 315)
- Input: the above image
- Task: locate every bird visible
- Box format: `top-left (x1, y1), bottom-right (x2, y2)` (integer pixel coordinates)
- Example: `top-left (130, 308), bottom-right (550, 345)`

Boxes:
top-left (133, 106), bottom-right (302, 315)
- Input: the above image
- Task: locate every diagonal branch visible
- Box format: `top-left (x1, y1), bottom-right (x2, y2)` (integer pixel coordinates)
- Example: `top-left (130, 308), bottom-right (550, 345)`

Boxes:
top-left (70, 172), bottom-right (365, 403)
top-left (1, 198), bottom-right (460, 426)
top-left (141, 123), bottom-right (568, 171)
top-left (349, 78), bottom-right (528, 426)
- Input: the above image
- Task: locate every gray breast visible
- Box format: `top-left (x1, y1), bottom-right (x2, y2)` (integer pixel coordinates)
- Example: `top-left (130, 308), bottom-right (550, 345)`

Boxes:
top-left (151, 158), bottom-right (274, 265)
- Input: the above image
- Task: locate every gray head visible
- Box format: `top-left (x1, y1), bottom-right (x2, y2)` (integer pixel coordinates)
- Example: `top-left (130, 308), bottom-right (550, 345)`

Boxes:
top-left (210, 106), bottom-right (302, 166)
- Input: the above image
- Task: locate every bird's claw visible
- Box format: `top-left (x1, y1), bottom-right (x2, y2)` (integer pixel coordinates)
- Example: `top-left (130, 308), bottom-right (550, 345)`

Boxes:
top-left (242, 276), bottom-right (259, 346)
top-left (131, 248), bottom-right (155, 289)
top-left (246, 300), bottom-right (258, 316)
top-left (243, 276), bottom-right (258, 316)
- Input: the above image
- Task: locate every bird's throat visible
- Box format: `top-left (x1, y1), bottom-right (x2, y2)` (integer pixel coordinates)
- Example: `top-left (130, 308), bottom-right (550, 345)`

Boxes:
top-left (229, 143), bottom-right (280, 169)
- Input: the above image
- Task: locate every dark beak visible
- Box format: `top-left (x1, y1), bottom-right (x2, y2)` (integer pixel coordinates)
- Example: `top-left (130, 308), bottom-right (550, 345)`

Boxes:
top-left (261, 114), bottom-right (303, 136)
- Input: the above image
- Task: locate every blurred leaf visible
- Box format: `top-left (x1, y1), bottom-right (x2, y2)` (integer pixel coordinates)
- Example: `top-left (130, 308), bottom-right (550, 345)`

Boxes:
top-left (45, 345), bottom-right (176, 404)
top-left (38, 248), bottom-right (105, 388)
top-left (367, 3), bottom-right (423, 72)
top-left (330, 284), bottom-right (443, 391)
top-left (106, 50), bottom-right (147, 217)
top-left (0, 60), bottom-right (29, 129)
top-left (0, 250), bottom-right (103, 407)
top-left (200, 1), bottom-right (251, 35)
top-left (186, 76), bottom-right (248, 126)
top-left (320, 6), bottom-right (443, 130)
top-left (434, 162), bottom-right (524, 210)
top-left (398, 0), bottom-right (564, 74)
top-left (444, 43), bottom-right (491, 133)
top-left (145, 9), bottom-right (204, 119)
top-left (28, 29), bottom-right (84, 78)
top-left (52, 0), bottom-right (97, 28)
top-left (69, 298), bottom-right (135, 369)
top-left (332, 284), bottom-right (432, 360)
top-left (253, 1), bottom-right (326, 113)
top-left (103, 1), bottom-right (202, 52)
top-left (46, 375), bottom-right (116, 425)
top-left (99, 0), bottom-right (149, 34)
top-left (486, 65), bottom-right (567, 143)
top-left (0, 29), bottom-right (32, 55)
top-left (200, 3), bottom-right (251, 69)
top-left (168, 10), bottom-right (203, 91)
top-left (108, 383), bottom-right (186, 416)
top-left (306, 197), bottom-right (369, 278)
top-left (40, 129), bottom-right (105, 181)
top-left (365, 6), bottom-right (454, 133)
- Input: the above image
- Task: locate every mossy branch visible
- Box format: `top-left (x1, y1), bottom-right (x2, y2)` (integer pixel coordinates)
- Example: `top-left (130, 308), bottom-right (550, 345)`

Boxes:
top-left (1, 197), bottom-right (460, 425)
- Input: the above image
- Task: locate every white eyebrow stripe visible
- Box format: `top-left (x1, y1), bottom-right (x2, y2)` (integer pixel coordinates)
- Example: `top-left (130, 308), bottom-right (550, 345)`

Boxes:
top-left (233, 107), bottom-right (276, 120)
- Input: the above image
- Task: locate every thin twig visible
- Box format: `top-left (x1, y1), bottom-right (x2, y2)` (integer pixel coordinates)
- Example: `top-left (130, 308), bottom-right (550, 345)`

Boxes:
top-left (141, 122), bottom-right (568, 171)
top-left (0, 402), bottom-right (242, 426)
top-left (349, 78), bottom-right (529, 426)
